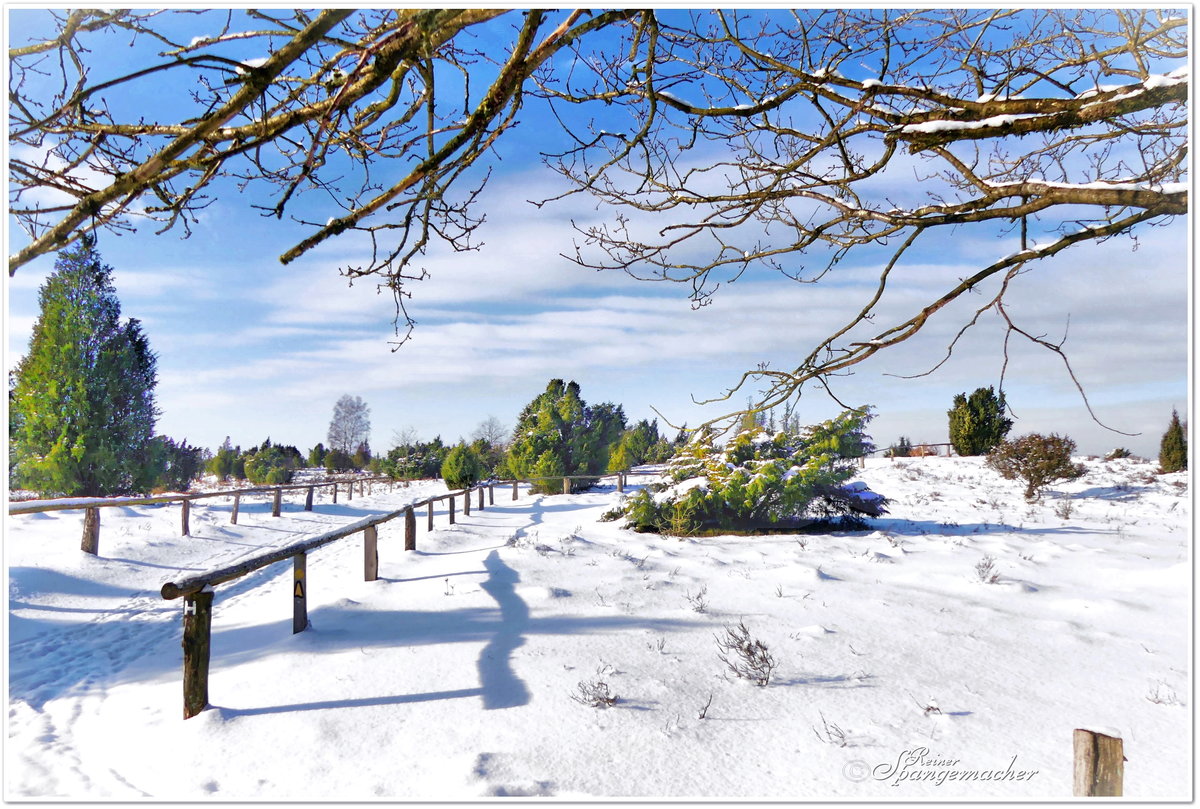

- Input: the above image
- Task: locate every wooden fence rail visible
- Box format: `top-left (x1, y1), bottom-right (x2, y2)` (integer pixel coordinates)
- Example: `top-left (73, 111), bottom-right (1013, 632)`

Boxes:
top-left (154, 470), bottom-right (656, 718)
top-left (8, 476), bottom-right (395, 555)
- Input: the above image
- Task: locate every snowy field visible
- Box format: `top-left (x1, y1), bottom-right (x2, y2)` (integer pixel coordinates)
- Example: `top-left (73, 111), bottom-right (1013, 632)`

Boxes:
top-left (5, 456), bottom-right (1191, 801)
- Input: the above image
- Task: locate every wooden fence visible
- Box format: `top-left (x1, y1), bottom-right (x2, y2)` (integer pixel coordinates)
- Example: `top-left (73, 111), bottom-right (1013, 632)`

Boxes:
top-left (148, 471), bottom-right (645, 718)
top-left (8, 475), bottom-right (395, 556)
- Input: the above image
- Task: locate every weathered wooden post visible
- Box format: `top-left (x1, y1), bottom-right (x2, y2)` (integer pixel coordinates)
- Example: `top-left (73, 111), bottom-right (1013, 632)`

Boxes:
top-left (292, 553), bottom-right (308, 634)
top-left (617, 473), bottom-right (624, 493)
top-left (304, 486), bottom-right (314, 511)
top-left (346, 481), bottom-right (353, 501)
top-left (478, 487), bottom-right (484, 511)
top-left (488, 484), bottom-right (495, 505)
top-left (464, 489), bottom-right (471, 516)
top-left (363, 525), bottom-right (378, 582)
top-left (427, 500), bottom-right (434, 532)
top-left (81, 507), bottom-right (101, 555)
top-left (332, 482), bottom-right (338, 504)
top-left (182, 587), bottom-right (214, 719)
top-left (404, 507), bottom-right (416, 551)
top-left (230, 494), bottom-right (240, 524)
top-left (358, 480), bottom-right (364, 498)
top-left (449, 496), bottom-right (456, 525)
top-left (181, 497), bottom-right (191, 536)
top-left (563, 477), bottom-right (571, 495)
top-left (512, 481), bottom-right (519, 500)
top-left (1074, 729), bottom-right (1124, 796)
top-left (272, 488), bottom-right (282, 517)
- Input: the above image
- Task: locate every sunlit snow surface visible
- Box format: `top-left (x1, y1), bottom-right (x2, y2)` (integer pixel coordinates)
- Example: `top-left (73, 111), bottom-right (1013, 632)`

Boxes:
top-left (5, 457), bottom-right (1190, 800)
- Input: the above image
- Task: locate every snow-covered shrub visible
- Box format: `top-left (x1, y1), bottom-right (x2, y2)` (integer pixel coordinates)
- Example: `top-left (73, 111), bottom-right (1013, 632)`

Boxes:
top-left (619, 407), bottom-right (885, 534)
top-left (986, 433), bottom-right (1085, 501)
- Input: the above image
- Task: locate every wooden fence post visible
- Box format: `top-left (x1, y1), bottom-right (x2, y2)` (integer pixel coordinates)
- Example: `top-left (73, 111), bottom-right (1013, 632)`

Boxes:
top-left (293, 553), bottom-right (308, 634)
top-left (332, 482), bottom-right (338, 504)
top-left (181, 497), bottom-right (191, 536)
top-left (478, 487), bottom-right (484, 511)
top-left (404, 507), bottom-right (416, 551)
top-left (231, 494), bottom-right (240, 524)
top-left (347, 482), bottom-right (353, 501)
top-left (488, 484), bottom-right (495, 505)
top-left (449, 496), bottom-right (456, 525)
top-left (272, 488), bottom-right (282, 517)
top-left (81, 507), bottom-right (100, 555)
top-left (363, 525), bottom-right (378, 582)
top-left (427, 500), bottom-right (434, 532)
top-left (464, 489), bottom-right (471, 516)
top-left (563, 477), bottom-right (570, 495)
top-left (304, 486), bottom-right (314, 511)
top-left (1074, 729), bottom-right (1123, 796)
top-left (182, 587), bottom-right (214, 719)
top-left (618, 473), bottom-right (624, 492)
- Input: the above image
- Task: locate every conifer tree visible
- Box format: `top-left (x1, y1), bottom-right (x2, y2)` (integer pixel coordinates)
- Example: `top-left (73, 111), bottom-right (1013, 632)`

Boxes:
top-left (1159, 409), bottom-right (1188, 473)
top-left (948, 386), bottom-right (1013, 456)
top-left (10, 236), bottom-right (159, 495)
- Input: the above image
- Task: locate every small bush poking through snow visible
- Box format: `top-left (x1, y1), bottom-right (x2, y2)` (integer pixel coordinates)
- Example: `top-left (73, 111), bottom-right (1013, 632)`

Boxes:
top-left (715, 621), bottom-right (777, 686)
top-left (986, 433), bottom-right (1086, 501)
top-left (974, 555), bottom-right (1000, 584)
top-left (571, 678), bottom-right (618, 708)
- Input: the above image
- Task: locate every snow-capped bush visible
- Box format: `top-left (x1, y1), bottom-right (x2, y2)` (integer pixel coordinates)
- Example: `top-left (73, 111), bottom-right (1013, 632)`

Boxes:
top-left (619, 407), bottom-right (886, 534)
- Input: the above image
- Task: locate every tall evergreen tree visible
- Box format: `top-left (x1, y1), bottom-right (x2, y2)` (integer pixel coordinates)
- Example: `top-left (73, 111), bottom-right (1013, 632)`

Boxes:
top-left (10, 237), bottom-right (159, 495)
top-left (948, 386), bottom-right (1013, 456)
top-left (506, 379), bottom-right (623, 493)
top-left (1159, 408), bottom-right (1188, 473)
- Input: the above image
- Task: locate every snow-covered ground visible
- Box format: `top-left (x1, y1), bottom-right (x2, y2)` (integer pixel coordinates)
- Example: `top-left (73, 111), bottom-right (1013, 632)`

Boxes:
top-left (5, 457), bottom-right (1191, 801)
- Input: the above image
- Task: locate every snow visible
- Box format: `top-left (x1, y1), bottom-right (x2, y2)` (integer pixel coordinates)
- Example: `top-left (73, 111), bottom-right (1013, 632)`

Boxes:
top-left (5, 456), bottom-right (1191, 800)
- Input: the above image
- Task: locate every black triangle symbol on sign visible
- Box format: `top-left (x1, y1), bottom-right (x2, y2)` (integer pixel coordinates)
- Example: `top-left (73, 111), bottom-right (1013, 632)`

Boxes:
top-left (294, 581), bottom-right (305, 598)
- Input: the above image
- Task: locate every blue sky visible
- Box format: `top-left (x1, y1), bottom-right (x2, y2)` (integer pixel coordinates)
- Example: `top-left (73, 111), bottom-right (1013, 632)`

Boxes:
top-left (5, 10), bottom-right (1190, 459)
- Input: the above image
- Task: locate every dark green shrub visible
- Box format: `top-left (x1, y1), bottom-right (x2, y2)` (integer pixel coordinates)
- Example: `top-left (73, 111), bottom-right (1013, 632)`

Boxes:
top-left (620, 407), bottom-right (884, 534)
top-left (442, 444), bottom-right (485, 490)
top-left (152, 436), bottom-right (207, 491)
top-left (1159, 409), bottom-right (1187, 473)
top-left (986, 433), bottom-right (1085, 501)
top-left (885, 436), bottom-right (912, 458)
top-left (1104, 447), bottom-right (1132, 461)
top-left (244, 445), bottom-right (297, 485)
top-left (948, 387), bottom-right (1013, 456)
top-left (324, 448), bottom-right (354, 473)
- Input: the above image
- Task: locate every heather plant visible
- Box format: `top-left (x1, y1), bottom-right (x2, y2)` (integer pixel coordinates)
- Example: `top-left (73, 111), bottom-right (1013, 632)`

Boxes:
top-left (986, 432), bottom-right (1085, 501)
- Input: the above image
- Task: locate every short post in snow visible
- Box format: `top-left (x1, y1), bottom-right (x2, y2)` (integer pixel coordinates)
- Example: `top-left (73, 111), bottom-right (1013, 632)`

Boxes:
top-left (292, 553), bottom-right (308, 634)
top-left (617, 473), bottom-right (624, 493)
top-left (332, 482), bottom-right (338, 504)
top-left (230, 494), bottom-right (240, 524)
top-left (1073, 729), bottom-right (1124, 796)
top-left (512, 481), bottom-right (518, 501)
top-left (182, 586), bottom-right (214, 719)
top-left (364, 525), bottom-right (378, 582)
top-left (448, 496), bottom-right (456, 525)
top-left (181, 497), bottom-right (191, 536)
top-left (488, 484), bottom-right (495, 505)
top-left (304, 486), bottom-right (314, 511)
top-left (272, 488), bottom-right (282, 517)
top-left (81, 507), bottom-right (101, 555)
top-left (563, 477), bottom-right (570, 495)
top-left (478, 487), bottom-right (484, 511)
top-left (404, 507), bottom-right (416, 551)
top-left (427, 500), bottom-right (434, 532)
top-left (346, 481), bottom-right (353, 501)
top-left (463, 489), bottom-right (471, 517)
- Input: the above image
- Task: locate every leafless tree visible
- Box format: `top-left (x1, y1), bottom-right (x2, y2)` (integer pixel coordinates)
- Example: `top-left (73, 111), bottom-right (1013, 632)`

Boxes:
top-left (9, 10), bottom-right (1187, 430)
top-left (327, 394), bottom-right (370, 455)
